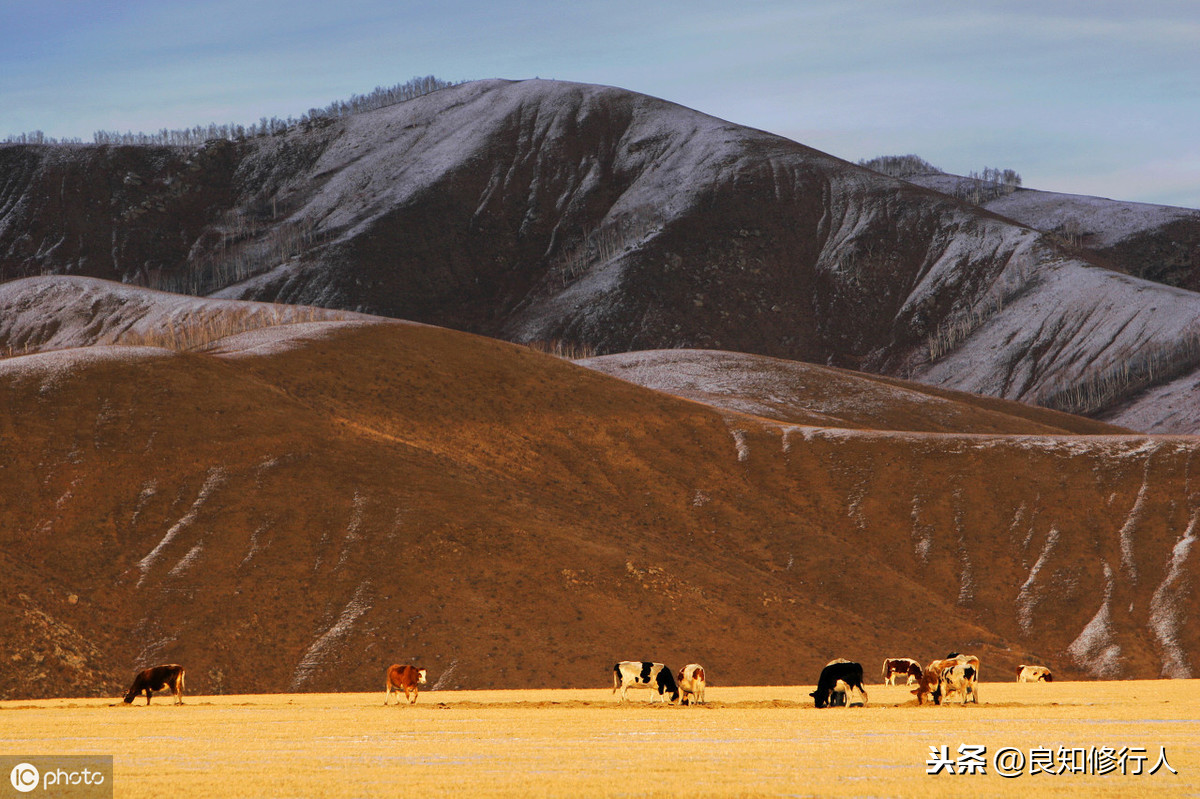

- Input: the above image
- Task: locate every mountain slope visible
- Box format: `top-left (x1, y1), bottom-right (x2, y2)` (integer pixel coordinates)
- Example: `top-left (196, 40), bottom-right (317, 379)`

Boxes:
top-left (905, 174), bottom-right (1200, 289)
top-left (1, 278), bottom-right (1199, 698)
top-left (578, 349), bottom-right (1126, 435)
top-left (4, 79), bottom-right (1200, 432)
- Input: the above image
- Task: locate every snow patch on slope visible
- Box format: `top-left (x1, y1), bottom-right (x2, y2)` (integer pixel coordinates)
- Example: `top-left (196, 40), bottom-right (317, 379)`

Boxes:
top-left (910, 496), bottom-right (933, 565)
top-left (136, 468), bottom-right (226, 587)
top-left (1148, 512), bottom-right (1198, 678)
top-left (1016, 527), bottom-right (1060, 635)
top-left (729, 426), bottom-right (750, 462)
top-left (1067, 562), bottom-right (1124, 677)
top-left (291, 582), bottom-right (374, 690)
top-left (1118, 468), bottom-right (1149, 585)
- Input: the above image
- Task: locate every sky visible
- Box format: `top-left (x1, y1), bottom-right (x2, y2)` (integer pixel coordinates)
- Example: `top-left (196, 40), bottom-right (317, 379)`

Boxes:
top-left (3, 0), bottom-right (1199, 208)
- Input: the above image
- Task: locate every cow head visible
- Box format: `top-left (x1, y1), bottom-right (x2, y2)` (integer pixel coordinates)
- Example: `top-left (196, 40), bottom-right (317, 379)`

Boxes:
top-left (656, 668), bottom-right (680, 704)
top-left (417, 668), bottom-right (428, 685)
top-left (911, 669), bottom-right (943, 706)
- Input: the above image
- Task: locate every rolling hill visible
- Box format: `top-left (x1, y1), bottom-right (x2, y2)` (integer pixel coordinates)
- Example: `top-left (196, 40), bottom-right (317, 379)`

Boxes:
top-left (1, 277), bottom-right (1198, 698)
top-left (4, 79), bottom-right (1200, 433)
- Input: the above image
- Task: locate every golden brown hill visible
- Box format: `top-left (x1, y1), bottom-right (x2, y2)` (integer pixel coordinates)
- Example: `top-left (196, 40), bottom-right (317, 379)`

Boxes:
top-left (1, 280), bottom-right (1198, 699)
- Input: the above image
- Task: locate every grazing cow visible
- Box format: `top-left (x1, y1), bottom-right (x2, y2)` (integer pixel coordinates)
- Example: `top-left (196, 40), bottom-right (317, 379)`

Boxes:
top-left (938, 661), bottom-right (980, 705)
top-left (1017, 664), bottom-right (1053, 682)
top-left (123, 664), bottom-right (185, 705)
top-left (881, 657), bottom-right (923, 686)
top-left (945, 652), bottom-right (981, 680)
top-left (613, 661), bottom-right (680, 704)
top-left (912, 659), bottom-right (954, 705)
top-left (810, 659), bottom-right (868, 708)
top-left (384, 664), bottom-right (428, 705)
top-left (677, 664), bottom-right (707, 705)
top-left (913, 654), bottom-right (981, 705)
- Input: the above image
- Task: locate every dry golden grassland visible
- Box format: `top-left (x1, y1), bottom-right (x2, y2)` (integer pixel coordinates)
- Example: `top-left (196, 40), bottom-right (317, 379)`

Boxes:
top-left (2, 681), bottom-right (1196, 797)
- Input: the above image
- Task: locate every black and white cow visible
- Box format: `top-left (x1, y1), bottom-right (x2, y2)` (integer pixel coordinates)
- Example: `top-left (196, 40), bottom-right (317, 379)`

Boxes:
top-left (938, 660), bottom-right (979, 704)
top-left (914, 653), bottom-right (981, 705)
top-left (613, 661), bottom-right (680, 704)
top-left (810, 659), bottom-right (868, 708)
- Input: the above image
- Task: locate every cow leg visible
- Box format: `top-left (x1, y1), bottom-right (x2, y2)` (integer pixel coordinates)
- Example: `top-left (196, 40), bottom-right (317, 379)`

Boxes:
top-left (407, 686), bottom-right (418, 704)
top-left (385, 681), bottom-right (393, 705)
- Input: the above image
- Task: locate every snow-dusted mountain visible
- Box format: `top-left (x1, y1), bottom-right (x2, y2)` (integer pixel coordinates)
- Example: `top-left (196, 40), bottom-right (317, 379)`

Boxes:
top-left (3, 78), bottom-right (1200, 433)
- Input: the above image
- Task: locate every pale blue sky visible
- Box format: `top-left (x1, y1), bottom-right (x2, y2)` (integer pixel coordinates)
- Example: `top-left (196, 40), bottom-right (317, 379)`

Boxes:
top-left (3, 1), bottom-right (1198, 207)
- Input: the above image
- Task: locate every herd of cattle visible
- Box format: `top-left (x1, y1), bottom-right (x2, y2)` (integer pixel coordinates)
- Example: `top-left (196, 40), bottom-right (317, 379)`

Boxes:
top-left (119, 657), bottom-right (1053, 707)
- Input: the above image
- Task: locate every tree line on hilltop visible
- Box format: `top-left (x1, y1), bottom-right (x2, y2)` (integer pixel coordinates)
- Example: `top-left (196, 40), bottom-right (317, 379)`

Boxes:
top-left (859, 154), bottom-right (1022, 202)
top-left (3, 75), bottom-right (458, 149)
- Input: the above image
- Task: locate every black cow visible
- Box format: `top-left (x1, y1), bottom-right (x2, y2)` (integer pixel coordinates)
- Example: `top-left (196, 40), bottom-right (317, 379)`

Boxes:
top-left (810, 659), bottom-right (868, 708)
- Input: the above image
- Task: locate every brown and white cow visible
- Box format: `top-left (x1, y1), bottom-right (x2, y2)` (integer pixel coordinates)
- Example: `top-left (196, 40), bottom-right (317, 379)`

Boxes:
top-left (1016, 664), bottom-right (1052, 682)
top-left (123, 664), bottom-right (185, 705)
top-left (881, 657), bottom-right (922, 686)
top-left (613, 661), bottom-right (680, 704)
top-left (912, 654), bottom-right (980, 705)
top-left (384, 664), bottom-right (428, 705)
top-left (677, 664), bottom-right (706, 705)
top-left (912, 659), bottom-right (953, 705)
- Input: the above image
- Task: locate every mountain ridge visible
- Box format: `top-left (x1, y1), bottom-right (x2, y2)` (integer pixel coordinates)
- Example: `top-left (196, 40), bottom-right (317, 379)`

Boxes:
top-left (5, 79), bottom-right (1200, 431)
